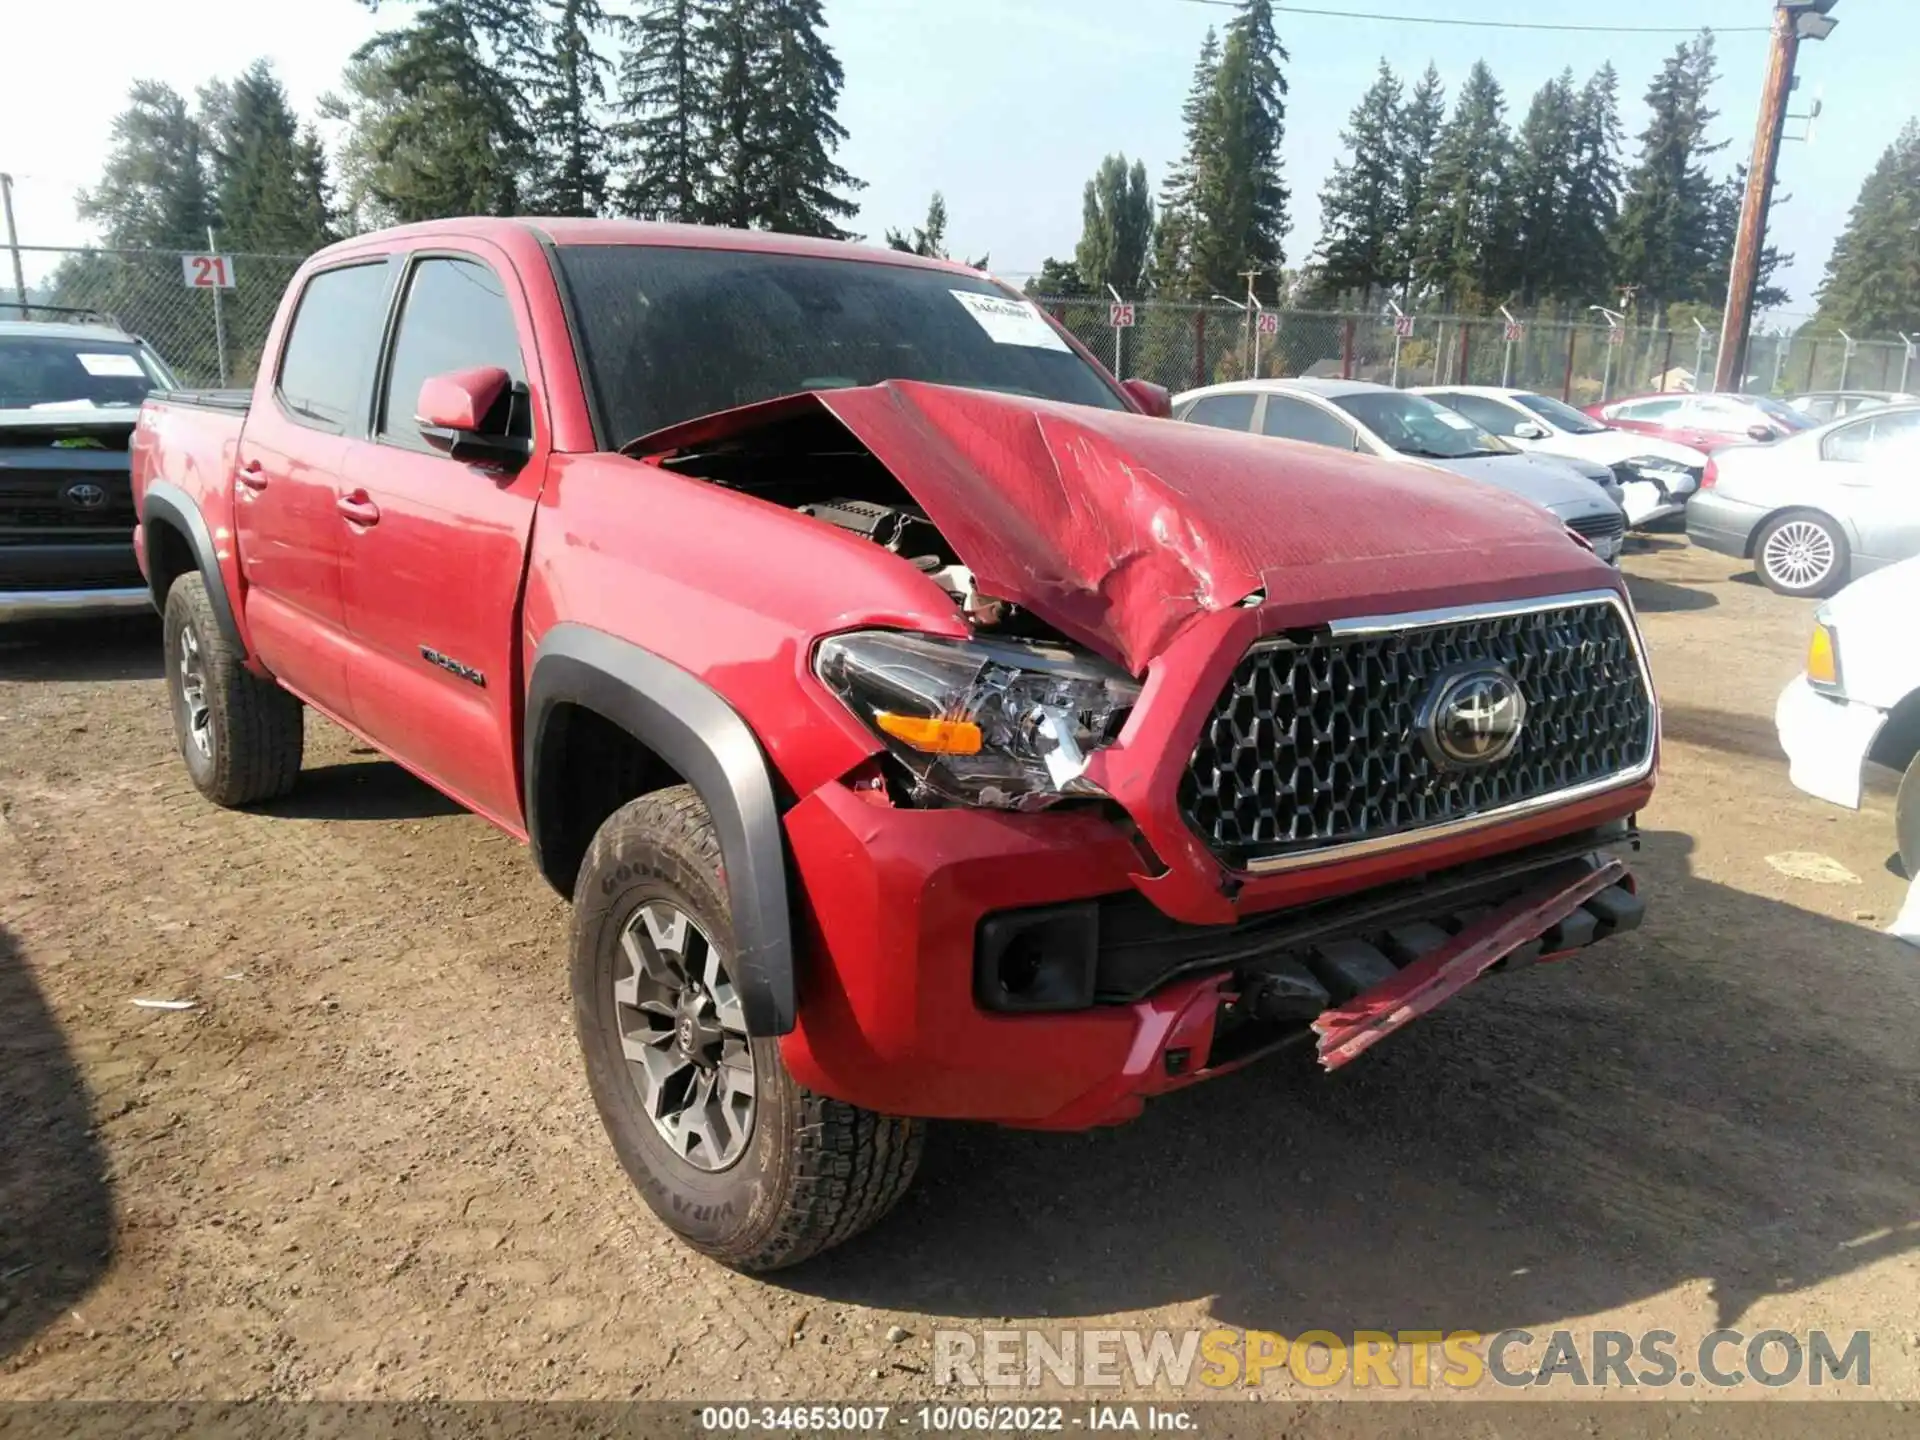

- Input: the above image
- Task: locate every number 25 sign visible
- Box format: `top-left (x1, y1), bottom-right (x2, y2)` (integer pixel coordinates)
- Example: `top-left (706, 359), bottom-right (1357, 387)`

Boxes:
top-left (182, 254), bottom-right (237, 290)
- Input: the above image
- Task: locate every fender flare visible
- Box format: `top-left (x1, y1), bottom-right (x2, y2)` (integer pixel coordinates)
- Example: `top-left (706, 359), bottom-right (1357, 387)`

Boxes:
top-left (525, 623), bottom-right (795, 1036)
top-left (142, 480), bottom-right (245, 656)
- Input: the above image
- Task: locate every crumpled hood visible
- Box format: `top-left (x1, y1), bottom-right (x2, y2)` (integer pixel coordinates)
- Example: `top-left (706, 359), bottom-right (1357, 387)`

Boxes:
top-left (640, 381), bottom-right (1608, 673)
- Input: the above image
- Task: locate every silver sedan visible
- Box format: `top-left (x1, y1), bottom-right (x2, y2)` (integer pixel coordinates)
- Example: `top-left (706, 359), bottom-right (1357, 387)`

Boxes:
top-left (1687, 404), bottom-right (1920, 596)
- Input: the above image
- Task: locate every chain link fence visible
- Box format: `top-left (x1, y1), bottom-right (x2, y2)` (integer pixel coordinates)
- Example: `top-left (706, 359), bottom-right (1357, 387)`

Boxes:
top-left (4, 246), bottom-right (305, 389)
top-left (4, 245), bottom-right (1913, 403)
top-left (1036, 296), bottom-right (1918, 405)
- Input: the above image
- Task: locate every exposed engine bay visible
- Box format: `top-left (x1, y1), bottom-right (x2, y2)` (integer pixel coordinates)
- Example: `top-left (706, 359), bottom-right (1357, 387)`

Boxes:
top-left (654, 405), bottom-right (1033, 633)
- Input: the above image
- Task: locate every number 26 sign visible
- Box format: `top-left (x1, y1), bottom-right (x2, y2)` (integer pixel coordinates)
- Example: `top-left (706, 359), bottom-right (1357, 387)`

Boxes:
top-left (182, 254), bottom-right (237, 290)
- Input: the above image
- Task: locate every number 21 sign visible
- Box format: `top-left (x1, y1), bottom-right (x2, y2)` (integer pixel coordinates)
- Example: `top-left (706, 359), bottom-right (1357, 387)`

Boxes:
top-left (182, 254), bottom-right (236, 290)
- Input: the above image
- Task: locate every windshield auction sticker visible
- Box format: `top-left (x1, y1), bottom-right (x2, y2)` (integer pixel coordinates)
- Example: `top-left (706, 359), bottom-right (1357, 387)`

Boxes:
top-left (951, 290), bottom-right (1071, 351)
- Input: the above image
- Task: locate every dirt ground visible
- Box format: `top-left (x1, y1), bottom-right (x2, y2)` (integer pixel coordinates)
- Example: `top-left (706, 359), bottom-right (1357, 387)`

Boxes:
top-left (2, 537), bottom-right (1917, 1406)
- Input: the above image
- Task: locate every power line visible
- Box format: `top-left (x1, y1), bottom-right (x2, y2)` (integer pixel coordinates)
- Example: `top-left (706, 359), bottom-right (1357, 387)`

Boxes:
top-left (1175, 0), bottom-right (1771, 35)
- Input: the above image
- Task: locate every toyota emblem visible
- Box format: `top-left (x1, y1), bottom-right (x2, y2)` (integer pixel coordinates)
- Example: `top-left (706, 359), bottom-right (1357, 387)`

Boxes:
top-left (65, 482), bottom-right (108, 510)
top-left (1419, 665), bottom-right (1527, 768)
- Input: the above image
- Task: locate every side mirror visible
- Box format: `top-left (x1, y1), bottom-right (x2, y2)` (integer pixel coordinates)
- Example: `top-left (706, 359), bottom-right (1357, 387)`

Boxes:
top-left (416, 366), bottom-right (531, 470)
top-left (1747, 423), bottom-right (1777, 443)
top-left (1512, 421), bottom-right (1548, 440)
top-left (1122, 378), bottom-right (1173, 419)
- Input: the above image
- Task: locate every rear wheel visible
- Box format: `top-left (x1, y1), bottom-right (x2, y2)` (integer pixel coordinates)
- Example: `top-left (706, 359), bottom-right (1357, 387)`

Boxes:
top-left (1898, 753), bottom-right (1920, 883)
top-left (163, 573), bottom-right (303, 806)
top-left (1753, 511), bottom-right (1849, 598)
top-left (571, 786), bottom-right (924, 1271)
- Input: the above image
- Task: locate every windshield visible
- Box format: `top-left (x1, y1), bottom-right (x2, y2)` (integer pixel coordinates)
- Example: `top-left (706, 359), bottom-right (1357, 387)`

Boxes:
top-left (1748, 394), bottom-right (1814, 431)
top-left (0, 335), bottom-right (170, 411)
top-left (1515, 392), bottom-right (1608, 434)
top-left (554, 245), bottom-right (1127, 446)
top-left (1332, 390), bottom-right (1517, 460)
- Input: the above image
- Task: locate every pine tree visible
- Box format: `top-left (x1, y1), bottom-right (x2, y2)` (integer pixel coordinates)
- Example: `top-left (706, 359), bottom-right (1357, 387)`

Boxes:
top-left (528, 0), bottom-right (613, 216)
top-left (1611, 31), bottom-right (1727, 313)
top-left (200, 61), bottom-right (334, 253)
top-left (885, 192), bottom-right (987, 268)
top-left (1392, 63), bottom-right (1445, 301)
top-left (753, 0), bottom-right (862, 237)
top-left (1313, 59), bottom-right (1403, 301)
top-left (1150, 28), bottom-right (1219, 297)
top-left (1562, 64), bottom-right (1624, 305)
top-left (77, 81), bottom-right (217, 249)
top-left (701, 0), bottom-right (763, 229)
top-left (1028, 257), bottom-right (1088, 297)
top-left (614, 0), bottom-right (711, 221)
top-left (1189, 0), bottom-right (1291, 300)
top-left (330, 0), bottom-right (537, 226)
top-left (1075, 156), bottom-right (1154, 297)
top-left (1815, 120), bottom-right (1920, 334)
top-left (1413, 60), bottom-right (1515, 308)
top-left (1509, 71), bottom-right (1576, 305)
top-left (1701, 166), bottom-right (1791, 313)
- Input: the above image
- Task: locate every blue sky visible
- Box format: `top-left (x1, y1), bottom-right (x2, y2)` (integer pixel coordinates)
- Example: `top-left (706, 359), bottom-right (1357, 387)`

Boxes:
top-left (5, 0), bottom-right (1911, 319)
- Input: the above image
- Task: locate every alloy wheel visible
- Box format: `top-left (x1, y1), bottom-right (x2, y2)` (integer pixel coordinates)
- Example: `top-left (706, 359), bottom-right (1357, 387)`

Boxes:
top-left (177, 624), bottom-right (213, 759)
top-left (613, 900), bottom-right (755, 1171)
top-left (1761, 520), bottom-right (1836, 592)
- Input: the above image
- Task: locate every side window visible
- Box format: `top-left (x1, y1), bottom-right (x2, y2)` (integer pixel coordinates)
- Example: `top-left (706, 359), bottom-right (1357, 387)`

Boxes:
top-left (378, 257), bottom-right (527, 452)
top-left (1801, 397), bottom-right (1837, 422)
top-left (1430, 392), bottom-right (1526, 436)
top-left (1181, 393), bottom-right (1258, 432)
top-left (276, 263), bottom-right (392, 432)
top-left (1617, 398), bottom-right (1682, 422)
top-left (1689, 399), bottom-right (1755, 435)
top-left (1260, 395), bottom-right (1358, 450)
top-left (1825, 410), bottom-right (1920, 465)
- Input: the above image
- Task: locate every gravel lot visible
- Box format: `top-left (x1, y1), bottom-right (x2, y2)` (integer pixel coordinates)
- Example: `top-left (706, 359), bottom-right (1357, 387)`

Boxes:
top-left (2, 537), bottom-right (1916, 1403)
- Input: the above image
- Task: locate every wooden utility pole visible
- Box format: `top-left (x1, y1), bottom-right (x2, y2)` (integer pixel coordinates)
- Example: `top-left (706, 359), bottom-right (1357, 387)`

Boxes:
top-left (1716, 3), bottom-right (1836, 392)
top-left (1, 174), bottom-right (27, 318)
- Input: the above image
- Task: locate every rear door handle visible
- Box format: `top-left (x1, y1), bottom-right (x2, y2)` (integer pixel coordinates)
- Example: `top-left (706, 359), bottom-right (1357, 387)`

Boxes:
top-left (336, 491), bottom-right (381, 527)
top-left (237, 461), bottom-right (268, 492)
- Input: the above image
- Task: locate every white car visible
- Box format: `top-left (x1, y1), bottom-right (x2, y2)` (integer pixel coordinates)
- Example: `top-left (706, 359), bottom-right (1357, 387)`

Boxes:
top-left (1775, 554), bottom-right (1920, 936)
top-left (1687, 404), bottom-right (1920, 597)
top-left (1415, 385), bottom-right (1704, 529)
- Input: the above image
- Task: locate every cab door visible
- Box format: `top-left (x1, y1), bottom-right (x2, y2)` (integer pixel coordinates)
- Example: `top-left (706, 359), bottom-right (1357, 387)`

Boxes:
top-left (333, 247), bottom-right (546, 829)
top-left (233, 258), bottom-right (395, 718)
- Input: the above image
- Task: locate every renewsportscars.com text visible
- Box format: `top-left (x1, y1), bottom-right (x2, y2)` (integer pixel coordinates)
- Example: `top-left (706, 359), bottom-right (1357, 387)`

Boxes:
top-left (934, 1327), bottom-right (1873, 1391)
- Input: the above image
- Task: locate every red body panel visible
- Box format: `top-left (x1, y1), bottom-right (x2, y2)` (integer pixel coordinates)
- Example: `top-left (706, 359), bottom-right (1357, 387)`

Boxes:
top-left (132, 216), bottom-right (1658, 1130)
top-left (1580, 393), bottom-right (1800, 455)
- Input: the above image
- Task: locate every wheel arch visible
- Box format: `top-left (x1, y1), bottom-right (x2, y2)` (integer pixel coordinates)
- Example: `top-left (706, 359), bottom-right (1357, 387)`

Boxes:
top-left (142, 480), bottom-right (245, 657)
top-left (526, 624), bottom-right (795, 1036)
top-left (1870, 687), bottom-right (1920, 774)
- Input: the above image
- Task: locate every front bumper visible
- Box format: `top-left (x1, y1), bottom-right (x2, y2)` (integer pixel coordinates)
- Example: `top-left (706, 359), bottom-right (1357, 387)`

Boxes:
top-left (779, 778), bottom-right (1647, 1129)
top-left (1775, 676), bottom-right (1886, 809)
top-left (1686, 491), bottom-right (1768, 558)
top-left (0, 586), bottom-right (155, 622)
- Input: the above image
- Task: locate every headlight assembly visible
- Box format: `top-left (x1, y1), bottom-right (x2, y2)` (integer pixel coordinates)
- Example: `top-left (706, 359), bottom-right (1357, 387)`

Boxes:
top-left (815, 630), bottom-right (1141, 809)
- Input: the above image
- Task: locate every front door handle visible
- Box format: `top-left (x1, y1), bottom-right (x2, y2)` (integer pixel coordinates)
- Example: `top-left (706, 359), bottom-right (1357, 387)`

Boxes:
top-left (336, 491), bottom-right (381, 527)
top-left (237, 461), bottom-right (268, 492)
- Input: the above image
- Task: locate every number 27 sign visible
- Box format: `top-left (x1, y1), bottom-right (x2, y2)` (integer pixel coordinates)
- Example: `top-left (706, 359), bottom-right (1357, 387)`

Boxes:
top-left (182, 254), bottom-right (237, 290)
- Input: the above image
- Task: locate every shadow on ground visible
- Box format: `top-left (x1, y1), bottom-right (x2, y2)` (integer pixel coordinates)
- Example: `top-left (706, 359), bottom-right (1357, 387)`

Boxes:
top-left (0, 926), bottom-right (114, 1362)
top-left (1623, 573), bottom-right (1718, 614)
top-left (1658, 702), bottom-right (1788, 764)
top-left (782, 829), bottom-right (1920, 1338)
top-left (0, 615), bottom-right (161, 683)
top-left (259, 760), bottom-right (466, 823)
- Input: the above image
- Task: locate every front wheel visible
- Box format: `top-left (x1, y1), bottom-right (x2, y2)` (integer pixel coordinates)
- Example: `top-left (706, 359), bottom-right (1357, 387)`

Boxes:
top-left (570, 786), bottom-right (924, 1271)
top-left (163, 573), bottom-right (304, 806)
top-left (1754, 511), bottom-right (1849, 598)
top-left (1898, 753), bottom-right (1920, 884)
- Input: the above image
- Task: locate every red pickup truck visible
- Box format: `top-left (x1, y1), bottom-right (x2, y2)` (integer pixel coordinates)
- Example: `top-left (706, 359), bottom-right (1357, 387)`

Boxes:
top-left (132, 218), bottom-right (1657, 1271)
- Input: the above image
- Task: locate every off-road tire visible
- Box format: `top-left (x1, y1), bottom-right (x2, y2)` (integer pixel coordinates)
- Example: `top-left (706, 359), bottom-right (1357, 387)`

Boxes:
top-left (1753, 510), bottom-right (1849, 598)
top-left (571, 785), bottom-right (924, 1271)
top-left (1897, 753), bottom-right (1920, 884)
top-left (163, 572), bottom-right (304, 806)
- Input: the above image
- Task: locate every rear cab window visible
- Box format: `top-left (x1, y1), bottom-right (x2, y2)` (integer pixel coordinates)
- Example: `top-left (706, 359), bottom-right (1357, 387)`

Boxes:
top-left (276, 262), bottom-right (393, 432)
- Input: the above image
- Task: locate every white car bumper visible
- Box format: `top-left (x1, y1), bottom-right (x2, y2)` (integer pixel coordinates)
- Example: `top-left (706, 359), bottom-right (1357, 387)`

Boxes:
top-left (1619, 479), bottom-right (1686, 528)
top-left (1774, 676), bottom-right (1888, 809)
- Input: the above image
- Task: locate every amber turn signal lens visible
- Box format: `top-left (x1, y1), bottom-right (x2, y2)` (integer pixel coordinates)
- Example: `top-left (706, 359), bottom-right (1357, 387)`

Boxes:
top-left (874, 711), bottom-right (984, 755)
top-left (1806, 623), bottom-right (1839, 687)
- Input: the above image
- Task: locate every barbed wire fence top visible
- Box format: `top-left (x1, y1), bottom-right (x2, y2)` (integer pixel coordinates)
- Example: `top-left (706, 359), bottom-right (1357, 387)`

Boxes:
top-left (4, 245), bottom-right (1911, 401)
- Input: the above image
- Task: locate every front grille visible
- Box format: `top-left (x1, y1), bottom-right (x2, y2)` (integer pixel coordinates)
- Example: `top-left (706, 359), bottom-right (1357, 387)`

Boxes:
top-left (0, 470), bottom-right (132, 538)
top-left (1179, 597), bottom-right (1654, 870)
top-left (1566, 511), bottom-right (1626, 543)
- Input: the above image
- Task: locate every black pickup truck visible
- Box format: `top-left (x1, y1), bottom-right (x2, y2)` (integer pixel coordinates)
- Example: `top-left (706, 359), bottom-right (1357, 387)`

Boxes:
top-left (0, 313), bottom-right (177, 620)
